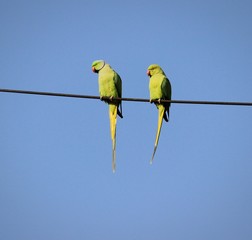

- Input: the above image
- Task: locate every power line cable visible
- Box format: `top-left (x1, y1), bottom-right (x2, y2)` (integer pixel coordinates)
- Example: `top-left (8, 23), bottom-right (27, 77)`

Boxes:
top-left (1, 88), bottom-right (252, 106)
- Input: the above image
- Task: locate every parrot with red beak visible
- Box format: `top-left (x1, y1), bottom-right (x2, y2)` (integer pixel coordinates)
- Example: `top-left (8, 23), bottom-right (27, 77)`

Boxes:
top-left (147, 64), bottom-right (172, 164)
top-left (92, 60), bottom-right (123, 172)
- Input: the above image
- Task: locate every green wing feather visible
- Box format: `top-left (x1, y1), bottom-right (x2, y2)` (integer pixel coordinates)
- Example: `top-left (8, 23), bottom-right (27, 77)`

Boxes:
top-left (161, 76), bottom-right (172, 121)
top-left (113, 71), bottom-right (123, 118)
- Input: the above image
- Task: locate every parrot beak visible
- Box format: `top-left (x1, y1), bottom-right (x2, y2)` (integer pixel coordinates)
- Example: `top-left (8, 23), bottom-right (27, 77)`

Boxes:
top-left (92, 66), bottom-right (97, 73)
top-left (147, 70), bottom-right (151, 77)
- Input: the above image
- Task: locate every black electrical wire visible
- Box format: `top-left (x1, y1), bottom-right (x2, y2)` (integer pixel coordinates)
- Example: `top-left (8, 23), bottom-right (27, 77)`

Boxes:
top-left (1, 88), bottom-right (252, 106)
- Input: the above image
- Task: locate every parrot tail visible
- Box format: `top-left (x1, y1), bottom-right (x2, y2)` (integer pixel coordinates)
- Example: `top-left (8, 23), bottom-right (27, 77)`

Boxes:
top-left (163, 111), bottom-right (168, 122)
top-left (163, 103), bottom-right (170, 122)
top-left (117, 105), bottom-right (123, 118)
top-left (150, 105), bottom-right (165, 164)
top-left (109, 104), bottom-right (117, 173)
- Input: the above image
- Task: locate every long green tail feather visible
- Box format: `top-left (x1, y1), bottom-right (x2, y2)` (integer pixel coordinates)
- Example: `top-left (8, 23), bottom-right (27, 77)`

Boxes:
top-left (109, 104), bottom-right (117, 172)
top-left (112, 139), bottom-right (116, 173)
top-left (150, 105), bottom-right (165, 164)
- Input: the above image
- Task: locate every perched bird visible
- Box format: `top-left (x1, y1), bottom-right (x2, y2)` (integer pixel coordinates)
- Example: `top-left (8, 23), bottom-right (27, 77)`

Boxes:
top-left (92, 60), bottom-right (123, 172)
top-left (147, 64), bottom-right (172, 164)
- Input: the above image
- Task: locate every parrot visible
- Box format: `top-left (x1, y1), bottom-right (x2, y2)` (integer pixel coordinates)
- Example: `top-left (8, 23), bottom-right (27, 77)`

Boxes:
top-left (147, 64), bottom-right (172, 164)
top-left (92, 60), bottom-right (123, 172)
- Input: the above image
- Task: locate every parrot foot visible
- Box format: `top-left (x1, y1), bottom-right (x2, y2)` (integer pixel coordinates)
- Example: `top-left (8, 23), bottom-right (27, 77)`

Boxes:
top-left (109, 96), bottom-right (114, 101)
top-left (100, 96), bottom-right (104, 101)
top-left (150, 99), bottom-right (161, 104)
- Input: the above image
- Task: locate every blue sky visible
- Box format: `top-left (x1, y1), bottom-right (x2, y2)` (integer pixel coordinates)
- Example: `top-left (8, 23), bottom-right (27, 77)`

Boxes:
top-left (1, 0), bottom-right (252, 239)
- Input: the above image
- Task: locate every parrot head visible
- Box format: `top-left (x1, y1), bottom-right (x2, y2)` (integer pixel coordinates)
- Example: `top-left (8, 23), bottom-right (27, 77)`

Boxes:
top-left (92, 60), bottom-right (105, 73)
top-left (147, 64), bottom-right (165, 77)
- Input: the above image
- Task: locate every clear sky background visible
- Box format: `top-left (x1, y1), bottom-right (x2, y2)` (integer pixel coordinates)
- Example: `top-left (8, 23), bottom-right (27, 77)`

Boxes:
top-left (1, 0), bottom-right (252, 239)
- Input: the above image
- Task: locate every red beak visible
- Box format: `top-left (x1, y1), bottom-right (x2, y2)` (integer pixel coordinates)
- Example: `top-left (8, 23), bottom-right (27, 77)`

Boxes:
top-left (92, 66), bottom-right (96, 72)
top-left (147, 70), bottom-right (151, 76)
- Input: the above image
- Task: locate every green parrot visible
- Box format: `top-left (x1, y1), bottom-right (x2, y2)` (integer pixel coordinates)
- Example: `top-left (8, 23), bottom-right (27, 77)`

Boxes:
top-left (92, 60), bottom-right (123, 172)
top-left (147, 64), bottom-right (172, 164)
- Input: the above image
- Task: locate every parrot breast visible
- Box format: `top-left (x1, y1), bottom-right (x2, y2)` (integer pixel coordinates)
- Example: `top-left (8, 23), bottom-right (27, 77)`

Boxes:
top-left (99, 69), bottom-right (118, 98)
top-left (149, 74), bottom-right (164, 100)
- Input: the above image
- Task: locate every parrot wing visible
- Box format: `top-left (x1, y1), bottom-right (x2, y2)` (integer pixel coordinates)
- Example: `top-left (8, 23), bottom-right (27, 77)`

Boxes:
top-left (113, 72), bottom-right (123, 118)
top-left (161, 76), bottom-right (172, 121)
